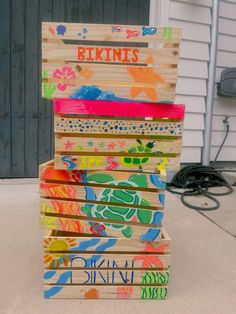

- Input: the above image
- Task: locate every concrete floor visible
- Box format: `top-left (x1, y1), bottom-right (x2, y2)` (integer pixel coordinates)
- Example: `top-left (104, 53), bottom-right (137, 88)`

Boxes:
top-left (0, 179), bottom-right (236, 314)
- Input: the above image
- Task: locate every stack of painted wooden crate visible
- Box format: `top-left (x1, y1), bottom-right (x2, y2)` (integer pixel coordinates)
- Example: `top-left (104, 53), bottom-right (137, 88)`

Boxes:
top-left (40, 22), bottom-right (184, 299)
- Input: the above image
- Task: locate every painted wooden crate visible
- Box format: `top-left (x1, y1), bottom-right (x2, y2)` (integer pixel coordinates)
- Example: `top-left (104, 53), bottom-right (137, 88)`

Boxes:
top-left (40, 160), bottom-right (166, 241)
top-left (44, 228), bottom-right (171, 299)
top-left (42, 22), bottom-right (182, 103)
top-left (54, 98), bottom-right (185, 172)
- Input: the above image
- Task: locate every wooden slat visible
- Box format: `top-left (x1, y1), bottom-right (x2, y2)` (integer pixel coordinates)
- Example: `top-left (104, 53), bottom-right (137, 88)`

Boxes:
top-left (55, 136), bottom-right (182, 154)
top-left (44, 252), bottom-right (171, 269)
top-left (43, 43), bottom-right (179, 64)
top-left (44, 228), bottom-right (171, 253)
top-left (54, 154), bottom-right (180, 171)
top-left (44, 269), bottom-right (169, 285)
top-left (54, 99), bottom-right (185, 119)
top-left (40, 198), bottom-right (164, 227)
top-left (39, 160), bottom-right (166, 189)
top-left (42, 62), bottom-right (178, 83)
top-left (42, 22), bottom-right (182, 44)
top-left (44, 284), bottom-right (168, 299)
top-left (54, 116), bottom-right (183, 136)
top-left (40, 182), bottom-right (165, 208)
top-left (43, 80), bottom-right (175, 101)
top-left (40, 215), bottom-right (162, 241)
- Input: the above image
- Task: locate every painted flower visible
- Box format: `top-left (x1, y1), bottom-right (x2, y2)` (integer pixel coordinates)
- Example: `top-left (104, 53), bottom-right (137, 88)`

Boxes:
top-left (53, 66), bottom-right (76, 91)
top-left (90, 222), bottom-right (106, 236)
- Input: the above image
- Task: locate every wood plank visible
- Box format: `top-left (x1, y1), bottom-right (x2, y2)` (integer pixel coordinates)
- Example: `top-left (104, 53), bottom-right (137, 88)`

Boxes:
top-left (40, 215), bottom-right (162, 241)
top-left (0, 0), bottom-right (11, 177)
top-left (54, 99), bottom-right (185, 120)
top-left (44, 269), bottom-right (169, 285)
top-left (42, 62), bottom-right (178, 83)
top-left (54, 116), bottom-right (183, 136)
top-left (44, 80), bottom-right (175, 102)
top-left (42, 22), bottom-right (182, 44)
top-left (43, 43), bottom-right (179, 64)
top-left (44, 252), bottom-right (170, 269)
top-left (55, 136), bottom-right (182, 154)
top-left (40, 182), bottom-right (165, 208)
top-left (40, 198), bottom-right (164, 226)
top-left (44, 284), bottom-right (168, 299)
top-left (44, 228), bottom-right (171, 253)
top-left (54, 154), bottom-right (180, 172)
top-left (39, 160), bottom-right (166, 189)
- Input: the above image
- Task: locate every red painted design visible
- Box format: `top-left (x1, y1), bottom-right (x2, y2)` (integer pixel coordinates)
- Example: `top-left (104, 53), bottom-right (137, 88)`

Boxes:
top-left (54, 99), bottom-right (185, 119)
top-left (90, 222), bottom-right (106, 235)
top-left (105, 157), bottom-right (119, 170)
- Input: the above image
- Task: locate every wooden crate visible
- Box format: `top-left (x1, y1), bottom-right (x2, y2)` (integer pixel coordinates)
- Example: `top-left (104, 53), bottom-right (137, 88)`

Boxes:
top-left (44, 228), bottom-right (171, 299)
top-left (54, 98), bottom-right (185, 172)
top-left (42, 22), bottom-right (182, 103)
top-left (40, 160), bottom-right (165, 241)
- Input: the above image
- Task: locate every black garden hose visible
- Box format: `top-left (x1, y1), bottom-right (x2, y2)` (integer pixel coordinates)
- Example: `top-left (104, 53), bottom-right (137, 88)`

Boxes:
top-left (167, 165), bottom-right (233, 211)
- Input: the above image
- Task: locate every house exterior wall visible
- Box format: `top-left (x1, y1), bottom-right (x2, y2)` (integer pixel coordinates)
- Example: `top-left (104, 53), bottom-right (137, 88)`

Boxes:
top-left (166, 0), bottom-right (213, 163)
top-left (212, 0), bottom-right (236, 161)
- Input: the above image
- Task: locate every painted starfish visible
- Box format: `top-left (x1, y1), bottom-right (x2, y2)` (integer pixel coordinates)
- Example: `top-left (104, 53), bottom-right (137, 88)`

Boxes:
top-left (134, 242), bottom-right (169, 268)
top-left (127, 56), bottom-right (165, 101)
top-left (64, 140), bottom-right (74, 150)
top-left (107, 142), bottom-right (116, 150)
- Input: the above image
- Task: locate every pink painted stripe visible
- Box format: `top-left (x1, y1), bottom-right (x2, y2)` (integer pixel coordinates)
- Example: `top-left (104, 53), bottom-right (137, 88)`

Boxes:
top-left (54, 98), bottom-right (185, 119)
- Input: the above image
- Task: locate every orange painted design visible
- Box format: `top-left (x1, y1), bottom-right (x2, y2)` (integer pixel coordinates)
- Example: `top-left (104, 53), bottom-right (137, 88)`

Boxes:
top-left (41, 167), bottom-right (70, 181)
top-left (83, 288), bottom-right (99, 299)
top-left (59, 218), bottom-right (85, 233)
top-left (127, 57), bottom-right (165, 101)
top-left (77, 46), bottom-right (139, 63)
top-left (41, 183), bottom-right (76, 199)
top-left (117, 287), bottom-right (133, 299)
top-left (51, 200), bottom-right (81, 216)
top-left (133, 242), bottom-right (169, 269)
top-left (80, 67), bottom-right (94, 79)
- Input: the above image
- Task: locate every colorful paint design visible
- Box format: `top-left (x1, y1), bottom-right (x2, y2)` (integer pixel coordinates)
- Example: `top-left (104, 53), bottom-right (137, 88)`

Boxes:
top-left (46, 269), bottom-right (169, 285)
top-left (55, 117), bottom-right (183, 136)
top-left (77, 46), bottom-right (139, 63)
top-left (126, 29), bottom-right (140, 39)
top-left (54, 99), bottom-right (185, 120)
top-left (44, 236), bottom-right (169, 298)
top-left (142, 26), bottom-right (157, 36)
top-left (53, 66), bottom-right (76, 91)
top-left (162, 27), bottom-right (172, 43)
top-left (57, 154), bottom-right (174, 173)
top-left (78, 27), bottom-right (88, 39)
top-left (128, 57), bottom-right (165, 101)
top-left (141, 287), bottom-right (167, 299)
top-left (42, 70), bottom-right (56, 98)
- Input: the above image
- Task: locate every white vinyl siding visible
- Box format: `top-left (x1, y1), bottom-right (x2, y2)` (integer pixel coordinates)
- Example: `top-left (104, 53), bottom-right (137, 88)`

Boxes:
top-left (168, 0), bottom-right (212, 162)
top-left (212, 0), bottom-right (236, 161)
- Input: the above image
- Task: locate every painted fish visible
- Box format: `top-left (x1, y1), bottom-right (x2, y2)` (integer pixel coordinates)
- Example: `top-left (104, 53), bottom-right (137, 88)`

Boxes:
top-left (112, 25), bottom-right (122, 33)
top-left (48, 27), bottom-right (55, 35)
top-left (56, 24), bottom-right (67, 36)
top-left (142, 26), bottom-right (157, 36)
top-left (126, 29), bottom-right (140, 39)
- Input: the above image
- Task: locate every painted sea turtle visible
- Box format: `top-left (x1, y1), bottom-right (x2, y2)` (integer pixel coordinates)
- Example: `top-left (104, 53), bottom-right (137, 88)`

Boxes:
top-left (81, 173), bottom-right (153, 238)
top-left (121, 139), bottom-right (156, 167)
